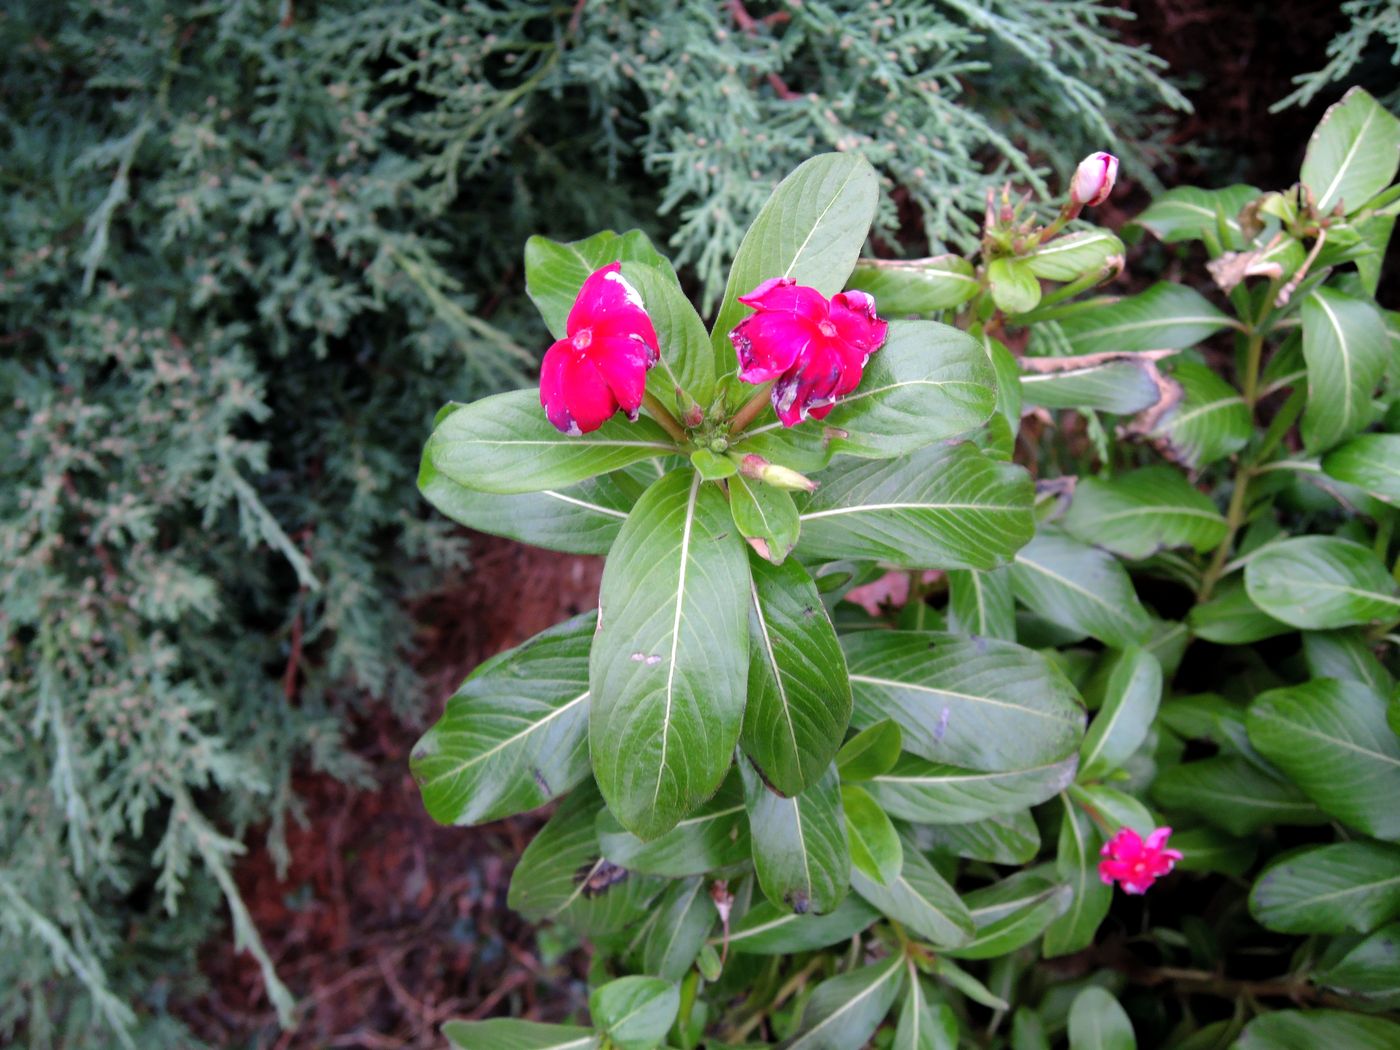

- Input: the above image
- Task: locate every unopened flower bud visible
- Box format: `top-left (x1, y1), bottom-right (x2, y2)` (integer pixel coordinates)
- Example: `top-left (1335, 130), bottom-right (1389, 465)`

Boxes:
top-left (1070, 151), bottom-right (1119, 208)
top-left (738, 454), bottom-right (817, 492)
top-left (683, 402), bottom-right (704, 428)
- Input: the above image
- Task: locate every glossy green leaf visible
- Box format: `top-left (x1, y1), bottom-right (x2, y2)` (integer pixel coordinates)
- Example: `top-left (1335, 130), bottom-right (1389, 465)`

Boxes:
top-left (1188, 577), bottom-right (1292, 645)
top-left (729, 472), bottom-right (800, 564)
top-left (1133, 184), bottom-right (1260, 248)
top-left (711, 154), bottom-right (879, 373)
top-left (948, 871), bottom-right (1072, 960)
top-left (1244, 536), bottom-right (1400, 629)
top-left (1236, 1010), bottom-right (1400, 1050)
top-left (843, 783), bottom-right (903, 886)
top-left (1067, 987), bottom-right (1135, 1050)
top-left (1148, 359), bottom-right (1250, 469)
top-left (642, 876), bottom-right (718, 981)
top-left (428, 390), bottom-right (675, 495)
top-left (444, 1019), bottom-right (599, 1050)
top-left (591, 472), bottom-right (751, 838)
top-left (919, 809), bottom-right (1041, 864)
top-left (894, 975), bottom-right (959, 1050)
top-left (1063, 467), bottom-right (1227, 560)
top-left (837, 720), bottom-right (903, 782)
top-left (1250, 841), bottom-right (1400, 934)
top-left (1151, 756), bottom-right (1326, 835)
top-left (742, 553), bottom-right (851, 797)
top-left (786, 954), bottom-right (906, 1050)
top-left (1020, 352), bottom-right (1173, 415)
top-left (1301, 87), bottom-right (1400, 214)
top-left (1071, 784), bottom-right (1154, 836)
top-left (690, 448), bottom-right (736, 480)
top-left (1300, 287), bottom-right (1388, 452)
top-left (1010, 530), bottom-right (1153, 648)
top-left (867, 754), bottom-right (1079, 824)
top-left (946, 568), bottom-right (1016, 641)
top-left (621, 259), bottom-right (717, 410)
top-left (988, 257), bottom-right (1042, 315)
top-left (795, 443), bottom-right (1035, 570)
top-left (525, 230), bottom-right (667, 337)
top-left (412, 613), bottom-right (594, 826)
top-left (1303, 630), bottom-right (1393, 694)
top-left (1248, 678), bottom-right (1400, 840)
top-left (1042, 800), bottom-right (1111, 957)
top-left (848, 254), bottom-right (980, 313)
top-left (844, 631), bottom-right (1085, 771)
top-left (1025, 229), bottom-right (1124, 281)
top-left (589, 977), bottom-right (679, 1050)
top-left (741, 762), bottom-right (850, 915)
top-left (852, 844), bottom-right (974, 948)
top-left (1168, 826), bottom-right (1257, 877)
top-left (1057, 283), bottom-right (1233, 356)
top-left (1079, 648), bottom-right (1162, 781)
top-left (1322, 433), bottom-right (1400, 505)
top-left (597, 773), bottom-right (750, 876)
top-left (1314, 923), bottom-right (1400, 998)
top-left (726, 894), bottom-right (878, 954)
top-left (1011, 1009), bottom-right (1051, 1050)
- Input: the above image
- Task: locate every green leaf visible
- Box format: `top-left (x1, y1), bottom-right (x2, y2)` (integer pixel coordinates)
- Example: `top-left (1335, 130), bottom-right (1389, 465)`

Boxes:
top-left (837, 720), bottom-right (904, 782)
top-left (1151, 756), bottom-right (1326, 836)
top-left (946, 568), bottom-right (1016, 641)
top-left (726, 894), bottom-right (878, 954)
top-left (796, 444), bottom-right (1035, 570)
top-left (428, 390), bottom-right (675, 495)
top-left (843, 783), bottom-right (903, 886)
top-left (1132, 185), bottom-right (1260, 248)
top-left (1188, 577), bottom-right (1292, 645)
top-left (620, 259), bottom-right (717, 409)
top-left (589, 977), bottom-right (679, 1050)
top-left (947, 871), bottom-right (1072, 960)
top-left (1314, 923), bottom-right (1400, 998)
top-left (1025, 229), bottom-right (1124, 281)
top-left (1236, 1010), bottom-right (1400, 1050)
top-left (1078, 648), bottom-right (1162, 781)
top-left (1148, 359), bottom-right (1250, 469)
top-left (988, 258), bottom-right (1042, 315)
top-left (848, 255), bottom-right (980, 314)
top-left (1063, 467), bottom-right (1227, 560)
top-left (786, 954), bottom-right (906, 1050)
top-left (1301, 87), bottom-right (1400, 214)
top-left (893, 975), bottom-right (959, 1050)
top-left (843, 631), bottom-right (1085, 771)
top-left (1042, 800), bottom-right (1111, 957)
top-left (729, 472), bottom-right (801, 564)
top-left (930, 958), bottom-right (1007, 1010)
top-left (1168, 826), bottom-right (1257, 877)
top-left (1057, 284), bottom-right (1233, 356)
top-left (597, 772), bottom-right (751, 876)
top-left (1010, 530), bottom-right (1153, 648)
top-left (867, 754), bottom-right (1079, 824)
top-left (1020, 351), bottom-right (1175, 415)
top-left (1302, 629), bottom-right (1393, 694)
top-left (591, 472), bottom-right (751, 838)
top-left (508, 784), bottom-right (666, 937)
top-left (642, 876), bottom-right (718, 981)
top-left (852, 844), bottom-right (974, 948)
top-left (690, 448), bottom-right (736, 480)
top-left (742, 553), bottom-right (851, 797)
top-left (411, 612), bottom-right (594, 826)
top-left (920, 809), bottom-right (1041, 864)
top-left (1322, 433), bottom-right (1400, 505)
top-left (741, 762), bottom-right (850, 915)
top-left (1250, 841), bottom-right (1400, 934)
top-left (1071, 784), bottom-right (1154, 836)
top-left (444, 1019), bottom-right (599, 1050)
top-left (1011, 1009), bottom-right (1051, 1050)
top-left (710, 154), bottom-right (879, 374)
top-left (1300, 288), bottom-right (1388, 452)
top-left (525, 230), bottom-right (668, 338)
top-left (732, 320), bottom-right (998, 469)
top-left (1247, 678), bottom-right (1400, 840)
top-left (1244, 536), bottom-right (1400, 629)
top-left (1067, 987), bottom-right (1136, 1050)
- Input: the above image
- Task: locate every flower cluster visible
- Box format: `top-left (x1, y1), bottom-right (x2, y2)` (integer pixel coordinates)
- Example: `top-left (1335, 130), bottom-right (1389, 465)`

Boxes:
top-left (1098, 825), bottom-right (1182, 895)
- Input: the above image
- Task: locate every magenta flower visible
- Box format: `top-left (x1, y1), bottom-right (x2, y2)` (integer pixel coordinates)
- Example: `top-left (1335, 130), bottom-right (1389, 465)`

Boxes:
top-left (1098, 825), bottom-right (1182, 895)
top-left (730, 278), bottom-right (888, 428)
top-left (540, 262), bottom-right (659, 435)
top-left (1071, 151), bottom-right (1119, 208)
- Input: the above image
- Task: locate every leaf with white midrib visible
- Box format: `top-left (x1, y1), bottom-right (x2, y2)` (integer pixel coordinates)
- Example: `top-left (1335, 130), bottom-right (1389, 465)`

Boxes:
top-left (786, 953), bottom-right (905, 1050)
top-left (1300, 287), bottom-right (1388, 452)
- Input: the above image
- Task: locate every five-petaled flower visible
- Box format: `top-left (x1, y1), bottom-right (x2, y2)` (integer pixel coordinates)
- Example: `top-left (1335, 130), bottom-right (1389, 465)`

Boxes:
top-left (1098, 825), bottom-right (1182, 895)
top-left (730, 278), bottom-right (888, 428)
top-left (540, 262), bottom-right (659, 435)
top-left (1070, 151), bottom-right (1119, 209)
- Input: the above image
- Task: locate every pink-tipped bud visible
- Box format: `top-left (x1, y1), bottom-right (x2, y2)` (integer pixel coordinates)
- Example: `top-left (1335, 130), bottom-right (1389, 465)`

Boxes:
top-left (738, 454), bottom-right (817, 492)
top-left (1071, 152), bottom-right (1119, 208)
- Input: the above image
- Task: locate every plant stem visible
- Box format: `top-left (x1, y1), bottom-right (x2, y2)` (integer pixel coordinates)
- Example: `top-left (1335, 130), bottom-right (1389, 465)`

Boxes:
top-left (643, 391), bottom-right (689, 445)
top-left (728, 381), bottom-right (774, 437)
top-left (724, 955), bottom-right (825, 1043)
top-left (1198, 468), bottom-right (1252, 602)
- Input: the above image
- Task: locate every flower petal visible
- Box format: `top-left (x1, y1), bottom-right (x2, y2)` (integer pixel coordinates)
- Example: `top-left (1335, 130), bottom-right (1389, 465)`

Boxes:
top-left (591, 333), bottom-right (654, 417)
top-left (737, 277), bottom-right (827, 321)
top-left (562, 350), bottom-right (620, 433)
top-left (731, 311), bottom-right (814, 383)
top-left (568, 263), bottom-right (657, 352)
top-left (540, 340), bottom-right (580, 434)
top-left (829, 291), bottom-right (889, 355)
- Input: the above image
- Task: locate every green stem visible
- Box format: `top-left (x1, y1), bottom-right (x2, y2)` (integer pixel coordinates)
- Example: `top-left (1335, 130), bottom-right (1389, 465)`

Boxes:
top-left (1198, 469), bottom-right (1252, 602)
top-left (724, 955), bottom-right (825, 1043)
top-left (728, 381), bottom-right (774, 436)
top-left (642, 391), bottom-right (689, 445)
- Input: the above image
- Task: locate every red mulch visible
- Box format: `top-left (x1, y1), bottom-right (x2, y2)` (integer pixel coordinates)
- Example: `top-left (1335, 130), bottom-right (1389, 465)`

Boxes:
top-left (181, 537), bottom-right (604, 1048)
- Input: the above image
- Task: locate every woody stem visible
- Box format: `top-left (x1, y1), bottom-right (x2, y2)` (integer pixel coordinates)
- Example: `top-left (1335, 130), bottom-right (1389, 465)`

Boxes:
top-left (728, 382), bottom-right (775, 437)
top-left (642, 392), bottom-right (689, 445)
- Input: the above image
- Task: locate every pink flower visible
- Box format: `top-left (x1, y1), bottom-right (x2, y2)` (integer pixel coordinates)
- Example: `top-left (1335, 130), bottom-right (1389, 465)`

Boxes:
top-left (730, 278), bottom-right (888, 428)
top-left (1071, 151), bottom-right (1119, 208)
top-left (540, 262), bottom-right (659, 435)
top-left (1098, 825), bottom-right (1182, 895)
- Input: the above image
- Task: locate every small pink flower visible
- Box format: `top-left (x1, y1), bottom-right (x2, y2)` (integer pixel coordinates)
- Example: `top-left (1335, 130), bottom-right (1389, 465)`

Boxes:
top-left (540, 262), bottom-right (659, 435)
top-left (730, 278), bottom-right (888, 428)
top-left (1098, 825), bottom-right (1182, 895)
top-left (1071, 152), bottom-right (1119, 208)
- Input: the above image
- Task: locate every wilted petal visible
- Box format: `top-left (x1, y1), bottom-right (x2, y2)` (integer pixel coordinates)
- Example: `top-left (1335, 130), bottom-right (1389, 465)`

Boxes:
top-left (829, 291), bottom-right (889, 354)
top-left (540, 340), bottom-right (578, 434)
top-left (737, 277), bottom-right (828, 321)
top-left (567, 262), bottom-right (655, 346)
top-left (592, 333), bottom-right (654, 417)
top-left (560, 351), bottom-right (620, 433)
top-left (731, 311), bottom-right (814, 383)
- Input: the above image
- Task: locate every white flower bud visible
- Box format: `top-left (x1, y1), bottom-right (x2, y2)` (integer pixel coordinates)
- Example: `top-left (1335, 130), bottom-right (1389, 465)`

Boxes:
top-left (1071, 152), bottom-right (1119, 208)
